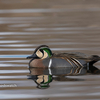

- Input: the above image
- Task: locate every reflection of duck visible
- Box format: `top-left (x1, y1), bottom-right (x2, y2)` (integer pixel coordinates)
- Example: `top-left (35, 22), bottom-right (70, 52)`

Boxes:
top-left (27, 45), bottom-right (100, 75)
top-left (27, 45), bottom-right (100, 88)
top-left (28, 74), bottom-right (53, 89)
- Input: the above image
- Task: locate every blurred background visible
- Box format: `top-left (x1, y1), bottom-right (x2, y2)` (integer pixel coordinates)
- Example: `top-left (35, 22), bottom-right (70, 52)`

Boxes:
top-left (0, 0), bottom-right (100, 100)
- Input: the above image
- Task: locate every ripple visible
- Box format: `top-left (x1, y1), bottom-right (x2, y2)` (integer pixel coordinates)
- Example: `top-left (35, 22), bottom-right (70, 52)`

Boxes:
top-left (0, 64), bottom-right (27, 67)
top-left (0, 32), bottom-right (42, 35)
top-left (47, 42), bottom-right (81, 45)
top-left (0, 75), bottom-right (26, 79)
top-left (0, 8), bottom-right (100, 14)
top-left (0, 32), bottom-right (78, 35)
top-left (0, 20), bottom-right (33, 24)
top-left (0, 44), bottom-right (33, 47)
top-left (0, 40), bottom-right (24, 43)
top-left (0, 92), bottom-right (100, 99)
top-left (0, 48), bottom-right (97, 51)
top-left (0, 9), bottom-right (61, 13)
top-left (0, 70), bottom-right (29, 74)
top-left (8, 24), bottom-right (31, 27)
top-left (24, 27), bottom-right (100, 31)
top-left (0, 48), bottom-right (84, 51)
top-left (0, 60), bottom-right (28, 63)
top-left (0, 17), bottom-right (43, 20)
top-left (0, 17), bottom-right (44, 24)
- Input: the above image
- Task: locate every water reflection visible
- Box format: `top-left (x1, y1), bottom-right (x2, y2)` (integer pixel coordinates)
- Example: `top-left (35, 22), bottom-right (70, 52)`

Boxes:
top-left (28, 65), bottom-right (100, 89)
top-left (28, 67), bottom-right (53, 89)
top-left (1, 0), bottom-right (100, 99)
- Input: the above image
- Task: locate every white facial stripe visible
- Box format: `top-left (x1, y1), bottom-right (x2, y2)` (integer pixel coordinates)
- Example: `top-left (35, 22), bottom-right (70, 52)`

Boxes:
top-left (36, 50), bottom-right (43, 58)
top-left (42, 50), bottom-right (48, 59)
top-left (48, 59), bottom-right (52, 75)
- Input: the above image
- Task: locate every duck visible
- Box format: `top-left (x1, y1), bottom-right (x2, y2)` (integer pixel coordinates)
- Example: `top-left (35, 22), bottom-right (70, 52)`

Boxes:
top-left (27, 45), bottom-right (100, 76)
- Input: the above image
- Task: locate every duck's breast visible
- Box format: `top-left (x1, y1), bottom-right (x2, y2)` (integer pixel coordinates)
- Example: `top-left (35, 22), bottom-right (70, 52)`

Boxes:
top-left (29, 59), bottom-right (45, 68)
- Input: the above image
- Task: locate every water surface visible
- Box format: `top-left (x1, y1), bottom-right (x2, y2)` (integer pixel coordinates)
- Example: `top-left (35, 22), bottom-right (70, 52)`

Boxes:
top-left (0, 0), bottom-right (100, 100)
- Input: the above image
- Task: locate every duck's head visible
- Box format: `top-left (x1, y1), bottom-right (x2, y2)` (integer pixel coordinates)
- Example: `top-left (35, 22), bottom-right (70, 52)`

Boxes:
top-left (28, 74), bottom-right (53, 89)
top-left (27, 45), bottom-right (52, 59)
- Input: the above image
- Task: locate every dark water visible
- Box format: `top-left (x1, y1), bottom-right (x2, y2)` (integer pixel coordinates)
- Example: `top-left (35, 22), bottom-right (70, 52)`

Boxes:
top-left (0, 0), bottom-right (100, 100)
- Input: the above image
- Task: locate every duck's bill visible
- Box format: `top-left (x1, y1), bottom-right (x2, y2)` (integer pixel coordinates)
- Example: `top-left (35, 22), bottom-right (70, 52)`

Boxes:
top-left (26, 54), bottom-right (38, 59)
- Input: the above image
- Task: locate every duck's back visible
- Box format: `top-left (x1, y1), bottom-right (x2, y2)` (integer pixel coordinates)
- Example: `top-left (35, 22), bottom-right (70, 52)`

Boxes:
top-left (52, 52), bottom-right (91, 61)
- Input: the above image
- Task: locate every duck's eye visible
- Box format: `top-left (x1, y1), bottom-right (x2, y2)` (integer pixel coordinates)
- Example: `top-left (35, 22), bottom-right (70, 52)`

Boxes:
top-left (36, 50), bottom-right (43, 58)
top-left (40, 49), bottom-right (44, 54)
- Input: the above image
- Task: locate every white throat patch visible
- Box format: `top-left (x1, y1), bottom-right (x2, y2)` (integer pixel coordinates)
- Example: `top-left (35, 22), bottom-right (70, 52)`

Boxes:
top-left (36, 50), bottom-right (43, 58)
